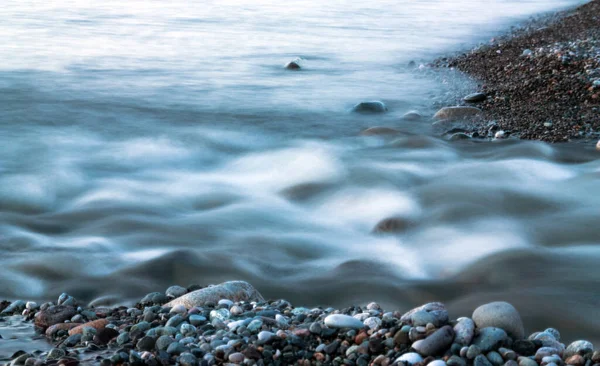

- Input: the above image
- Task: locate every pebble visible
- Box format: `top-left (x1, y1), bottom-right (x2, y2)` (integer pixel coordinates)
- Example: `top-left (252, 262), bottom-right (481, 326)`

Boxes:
top-left (189, 315), bottom-right (206, 326)
top-left (433, 106), bottom-right (482, 120)
top-left (209, 309), bottom-right (230, 322)
top-left (166, 314), bottom-right (184, 328)
top-left (25, 301), bottom-right (38, 310)
top-left (156, 335), bottom-right (174, 351)
top-left (429, 361), bottom-right (448, 366)
top-left (535, 347), bottom-right (560, 362)
top-left (396, 352), bottom-right (424, 365)
top-left (514, 340), bottom-right (537, 356)
top-left (140, 292), bottom-right (169, 305)
top-left (454, 318), bottom-right (475, 345)
top-left (564, 341), bottom-right (593, 358)
top-left (258, 330), bottom-right (274, 342)
top-left (165, 286), bottom-right (187, 299)
top-left (363, 316), bottom-right (382, 330)
top-left (68, 318), bottom-right (108, 335)
top-left (472, 302), bottom-right (525, 340)
top-left (544, 329), bottom-right (560, 341)
top-left (401, 302), bottom-right (448, 327)
top-left (164, 281), bottom-right (264, 308)
top-left (230, 305), bottom-right (243, 316)
top-left (352, 101), bottom-right (388, 114)
top-left (178, 353), bottom-right (198, 366)
top-left (169, 304), bottom-right (187, 315)
top-left (229, 352), bottom-right (245, 363)
top-left (596, 139), bottom-right (600, 151)
top-left (412, 325), bottom-right (455, 356)
top-left (34, 305), bottom-right (77, 329)
top-left (468, 345), bottom-right (483, 359)
top-left (464, 93), bottom-right (487, 103)
top-left (494, 130), bottom-right (506, 139)
top-left (218, 299), bottom-right (234, 308)
top-left (472, 327), bottom-right (508, 352)
top-left (518, 357), bottom-right (539, 366)
top-left (487, 351), bottom-right (504, 366)
top-left (324, 314), bottom-right (365, 329)
top-left (565, 355), bottom-right (585, 366)
top-left (522, 49), bottom-right (533, 57)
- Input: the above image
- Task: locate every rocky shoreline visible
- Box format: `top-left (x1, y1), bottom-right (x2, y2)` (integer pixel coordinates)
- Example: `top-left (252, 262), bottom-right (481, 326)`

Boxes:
top-left (432, 0), bottom-right (600, 143)
top-left (0, 281), bottom-right (597, 366)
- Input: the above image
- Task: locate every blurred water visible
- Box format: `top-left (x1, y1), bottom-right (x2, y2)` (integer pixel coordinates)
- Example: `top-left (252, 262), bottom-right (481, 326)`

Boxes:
top-left (1, 0), bottom-right (599, 344)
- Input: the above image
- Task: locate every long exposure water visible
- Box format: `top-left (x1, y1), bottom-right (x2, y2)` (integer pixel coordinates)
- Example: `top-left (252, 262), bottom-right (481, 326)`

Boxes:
top-left (1, 0), bottom-right (599, 345)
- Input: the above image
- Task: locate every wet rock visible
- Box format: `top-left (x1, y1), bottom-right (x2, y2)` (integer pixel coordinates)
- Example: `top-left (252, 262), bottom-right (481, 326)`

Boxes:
top-left (596, 139), bottom-right (600, 151)
top-left (472, 302), bottom-right (525, 340)
top-left (136, 336), bottom-right (157, 352)
top-left (394, 329), bottom-right (410, 345)
top-left (535, 347), bottom-right (560, 362)
top-left (164, 281), bottom-right (264, 308)
top-left (472, 327), bottom-right (508, 352)
top-left (156, 335), bottom-right (174, 351)
top-left (34, 305), bottom-right (76, 329)
top-left (363, 316), bottom-right (382, 330)
top-left (564, 341), bottom-right (593, 358)
top-left (468, 345), bottom-right (483, 360)
top-left (285, 58), bottom-right (303, 70)
top-left (401, 302), bottom-right (448, 327)
top-left (93, 327), bottom-right (119, 345)
top-left (166, 286), bottom-right (187, 299)
top-left (454, 318), bottom-right (475, 345)
top-left (412, 325), bottom-right (455, 356)
top-left (229, 352), bottom-right (245, 363)
top-left (518, 357), bottom-right (539, 366)
top-left (324, 314), bottom-right (365, 329)
top-left (495, 130), bottom-right (506, 139)
top-left (487, 351), bottom-right (504, 366)
top-left (352, 101), bottom-right (388, 114)
top-left (178, 353), bottom-right (198, 366)
top-left (449, 132), bottom-right (471, 141)
top-left (47, 348), bottom-right (66, 360)
top-left (403, 110), bottom-right (423, 121)
top-left (324, 340), bottom-right (340, 355)
top-left (499, 347), bottom-right (517, 360)
top-left (429, 361), bottom-right (448, 366)
top-left (1, 300), bottom-right (26, 314)
top-left (373, 217), bottom-right (413, 233)
top-left (64, 334), bottom-right (82, 347)
top-left (433, 106), bottom-right (482, 120)
top-left (464, 93), bottom-right (487, 103)
top-left (360, 126), bottom-right (400, 136)
top-left (565, 355), bottom-right (585, 366)
top-left (45, 323), bottom-right (79, 337)
top-left (69, 319), bottom-right (109, 335)
top-left (140, 292), bottom-right (169, 305)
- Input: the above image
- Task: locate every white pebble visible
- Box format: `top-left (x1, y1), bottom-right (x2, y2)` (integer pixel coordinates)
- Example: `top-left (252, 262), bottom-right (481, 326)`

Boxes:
top-left (25, 301), bottom-right (38, 310)
top-left (495, 130), bottom-right (506, 139)
top-left (258, 331), bottom-right (275, 342)
top-left (429, 361), bottom-right (447, 366)
top-left (363, 316), bottom-right (382, 330)
top-left (324, 314), bottom-right (365, 329)
top-left (170, 304), bottom-right (187, 315)
top-left (596, 140), bottom-right (600, 151)
top-left (396, 352), bottom-right (423, 365)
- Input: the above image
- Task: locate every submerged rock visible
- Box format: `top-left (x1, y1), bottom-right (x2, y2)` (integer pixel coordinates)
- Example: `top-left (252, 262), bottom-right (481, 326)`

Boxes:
top-left (433, 106), bottom-right (481, 120)
top-left (352, 101), bottom-right (388, 114)
top-left (472, 302), bottom-right (524, 340)
top-left (403, 110), bottom-right (423, 121)
top-left (164, 281), bottom-right (264, 308)
top-left (372, 217), bottom-right (413, 234)
top-left (360, 126), bottom-right (400, 136)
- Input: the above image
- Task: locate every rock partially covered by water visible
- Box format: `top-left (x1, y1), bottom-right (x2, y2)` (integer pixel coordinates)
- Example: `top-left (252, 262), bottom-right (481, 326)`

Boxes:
top-left (34, 305), bottom-right (76, 330)
top-left (360, 126), bottom-right (399, 136)
top-left (401, 302), bottom-right (448, 327)
top-left (412, 325), bottom-right (455, 356)
top-left (472, 302), bottom-right (525, 340)
top-left (403, 110), bottom-right (423, 121)
top-left (164, 281), bottom-right (264, 308)
top-left (352, 101), bottom-right (388, 114)
top-left (433, 106), bottom-right (481, 120)
top-left (464, 93), bottom-right (487, 103)
top-left (324, 314), bottom-right (365, 329)
top-left (285, 58), bottom-right (304, 70)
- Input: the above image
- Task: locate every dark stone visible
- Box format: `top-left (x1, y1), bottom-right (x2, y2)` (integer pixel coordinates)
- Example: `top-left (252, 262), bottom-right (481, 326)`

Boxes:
top-left (244, 346), bottom-right (262, 360)
top-left (93, 327), bottom-right (119, 345)
top-left (34, 305), bottom-right (76, 329)
top-left (369, 338), bottom-right (384, 354)
top-left (474, 354), bottom-right (493, 366)
top-left (513, 340), bottom-right (537, 356)
top-left (352, 101), bottom-right (388, 114)
top-left (136, 336), bottom-right (157, 352)
top-left (64, 334), bottom-right (82, 347)
top-left (464, 93), bottom-right (487, 103)
top-left (324, 340), bottom-right (341, 355)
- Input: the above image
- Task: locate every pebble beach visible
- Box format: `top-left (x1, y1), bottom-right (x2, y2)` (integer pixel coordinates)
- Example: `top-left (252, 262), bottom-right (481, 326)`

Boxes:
top-left (0, 281), bottom-right (597, 366)
top-left (434, 0), bottom-right (600, 143)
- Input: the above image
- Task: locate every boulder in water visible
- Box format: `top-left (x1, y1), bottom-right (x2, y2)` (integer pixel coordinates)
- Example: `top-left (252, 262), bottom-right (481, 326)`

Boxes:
top-left (164, 281), bottom-right (264, 309)
top-left (402, 110), bottom-right (423, 121)
top-left (353, 101), bottom-right (388, 114)
top-left (285, 58), bottom-right (304, 70)
top-left (360, 126), bottom-right (399, 136)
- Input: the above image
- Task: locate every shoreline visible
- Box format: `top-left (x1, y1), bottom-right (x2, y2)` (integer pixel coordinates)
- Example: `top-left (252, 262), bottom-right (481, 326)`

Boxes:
top-left (431, 0), bottom-right (600, 143)
top-left (0, 281), bottom-right (598, 366)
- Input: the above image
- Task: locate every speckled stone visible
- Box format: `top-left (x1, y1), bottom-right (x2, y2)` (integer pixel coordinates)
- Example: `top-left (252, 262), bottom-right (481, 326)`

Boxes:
top-left (472, 302), bottom-right (524, 340)
top-left (164, 281), bottom-right (264, 309)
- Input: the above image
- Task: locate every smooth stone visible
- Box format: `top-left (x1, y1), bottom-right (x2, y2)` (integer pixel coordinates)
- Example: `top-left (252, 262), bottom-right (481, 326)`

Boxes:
top-left (170, 304), bottom-right (187, 315)
top-left (209, 309), bottom-right (230, 322)
top-left (156, 335), bottom-right (175, 351)
top-left (514, 340), bottom-right (537, 356)
top-left (64, 334), bottom-right (82, 347)
top-left (454, 318), bottom-right (475, 346)
top-left (352, 101), bottom-right (387, 114)
top-left (401, 302), bottom-right (448, 327)
top-left (495, 131), bottom-right (506, 139)
top-left (68, 319), bottom-right (109, 335)
top-left (499, 348), bottom-right (517, 360)
top-left (464, 93), bottom-right (487, 103)
top-left (363, 317), bottom-right (382, 330)
top-left (472, 327), bottom-right (508, 352)
top-left (360, 126), bottom-right (400, 136)
top-left (34, 306), bottom-right (77, 329)
top-left (324, 314), bottom-right (365, 329)
top-left (218, 299), bottom-right (234, 308)
top-left (535, 347), bottom-right (560, 362)
top-left (94, 327), bottom-right (119, 345)
top-left (433, 106), bottom-right (481, 120)
top-left (532, 333), bottom-right (564, 353)
top-left (596, 140), bottom-right (600, 151)
top-left (472, 302), bottom-right (525, 340)
top-left (403, 111), bottom-right (423, 121)
top-left (247, 319), bottom-right (263, 332)
top-left (565, 355), bottom-right (585, 366)
top-left (178, 352), bottom-right (198, 366)
top-left (164, 281), bottom-right (264, 309)
top-left (189, 315), bottom-right (207, 326)
top-left (166, 314), bottom-right (184, 328)
top-left (412, 325), bottom-right (455, 356)
top-left (396, 352), bottom-right (423, 365)
top-left (230, 305), bottom-right (243, 316)
top-left (116, 332), bottom-right (130, 346)
top-left (45, 323), bottom-right (79, 337)
top-left (285, 58), bottom-right (303, 70)
top-left (505, 361), bottom-right (519, 366)
top-left (429, 361), bottom-right (447, 366)
top-left (140, 292), bottom-right (169, 305)
top-left (258, 331), bottom-right (274, 342)
top-left (25, 301), bottom-right (38, 310)
top-left (544, 329), bottom-right (560, 341)
top-left (475, 354), bottom-right (494, 366)
top-left (229, 352), bottom-right (245, 363)
top-left (166, 286), bottom-right (187, 299)
top-left (449, 132), bottom-right (471, 141)
top-left (47, 348), bottom-right (66, 360)
top-left (166, 341), bottom-right (186, 355)
top-left (487, 351), bottom-right (504, 366)
top-left (468, 345), bottom-right (483, 359)
top-left (518, 357), bottom-right (539, 366)
top-left (448, 355), bottom-right (467, 366)
top-left (564, 341), bottom-right (594, 358)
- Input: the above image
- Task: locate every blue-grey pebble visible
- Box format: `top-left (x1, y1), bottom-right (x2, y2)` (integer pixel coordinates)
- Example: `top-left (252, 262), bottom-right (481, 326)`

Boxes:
top-left (156, 335), bottom-right (175, 351)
